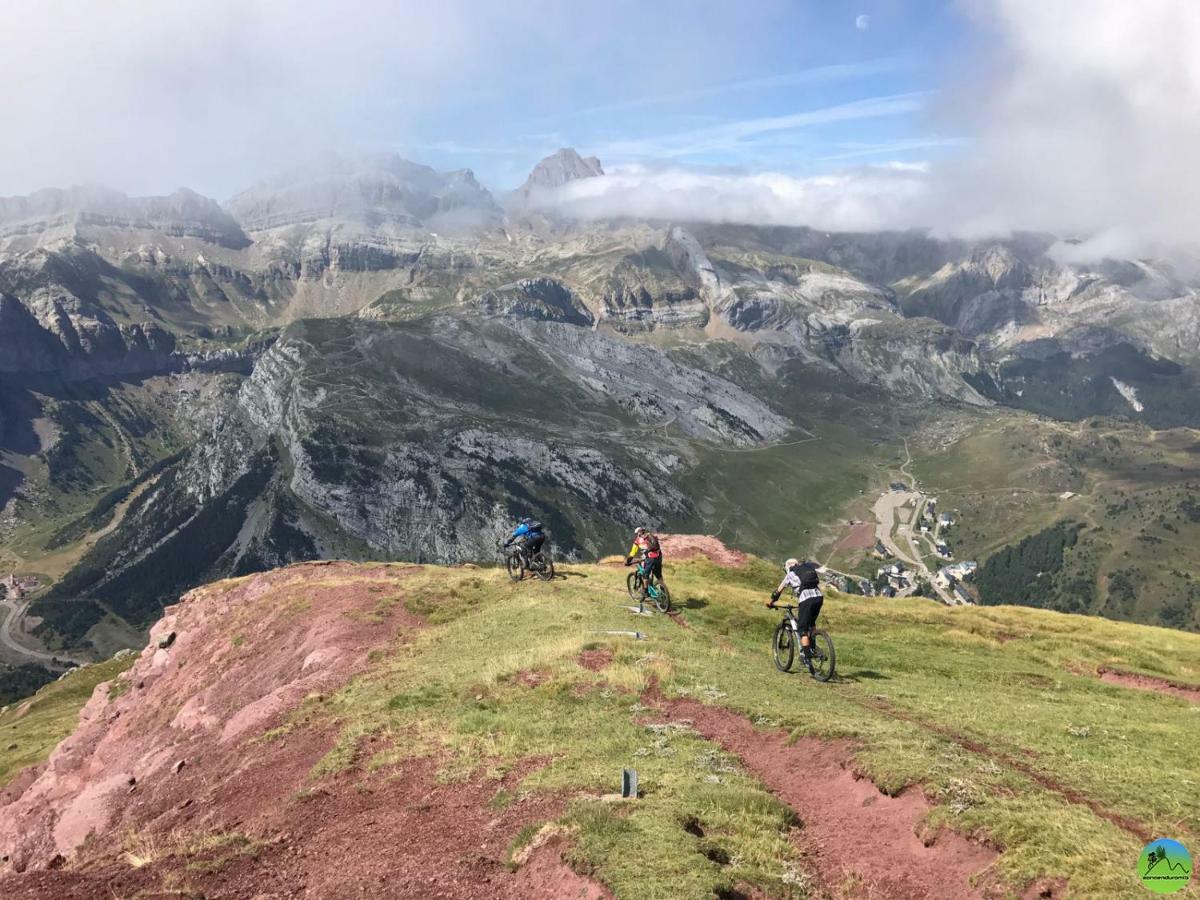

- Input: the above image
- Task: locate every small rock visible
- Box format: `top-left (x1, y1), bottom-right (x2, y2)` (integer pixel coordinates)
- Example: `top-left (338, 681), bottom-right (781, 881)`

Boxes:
top-left (172, 759), bottom-right (186, 775)
top-left (157, 631), bottom-right (177, 649)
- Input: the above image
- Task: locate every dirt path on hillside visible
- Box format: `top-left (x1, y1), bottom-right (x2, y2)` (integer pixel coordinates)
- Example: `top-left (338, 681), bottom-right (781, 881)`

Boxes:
top-left (854, 696), bottom-right (1155, 844)
top-left (1096, 666), bottom-right (1200, 704)
top-left (646, 694), bottom-right (998, 900)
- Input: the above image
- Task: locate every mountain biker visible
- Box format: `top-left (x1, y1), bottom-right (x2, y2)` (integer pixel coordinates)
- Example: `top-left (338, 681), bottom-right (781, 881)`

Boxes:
top-left (625, 526), bottom-right (664, 593)
top-left (505, 517), bottom-right (546, 562)
top-left (768, 557), bottom-right (823, 674)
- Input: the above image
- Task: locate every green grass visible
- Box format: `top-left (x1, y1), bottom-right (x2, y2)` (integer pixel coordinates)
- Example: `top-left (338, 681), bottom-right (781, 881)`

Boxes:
top-left (292, 560), bottom-right (1200, 899)
top-left (0, 655), bottom-right (135, 788)
top-left (4, 557), bottom-right (1196, 897)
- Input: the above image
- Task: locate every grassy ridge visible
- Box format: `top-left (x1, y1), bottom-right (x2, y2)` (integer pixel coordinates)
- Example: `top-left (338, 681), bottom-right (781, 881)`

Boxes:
top-left (308, 559), bottom-right (1198, 898)
top-left (4, 558), bottom-right (1197, 897)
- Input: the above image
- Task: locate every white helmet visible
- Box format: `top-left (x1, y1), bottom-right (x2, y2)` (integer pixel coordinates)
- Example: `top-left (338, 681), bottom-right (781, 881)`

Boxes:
top-left (784, 557), bottom-right (799, 572)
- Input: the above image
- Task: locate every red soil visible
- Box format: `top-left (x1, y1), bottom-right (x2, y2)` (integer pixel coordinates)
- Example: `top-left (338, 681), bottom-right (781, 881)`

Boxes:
top-left (1096, 666), bottom-right (1200, 704)
top-left (658, 534), bottom-right (748, 567)
top-left (0, 755), bottom-right (610, 899)
top-left (577, 648), bottom-right (614, 671)
top-left (833, 522), bottom-right (877, 552)
top-left (0, 562), bottom-right (423, 870)
top-left (0, 561), bottom-right (611, 898)
top-left (665, 610), bottom-right (691, 628)
top-left (646, 694), bottom-right (998, 900)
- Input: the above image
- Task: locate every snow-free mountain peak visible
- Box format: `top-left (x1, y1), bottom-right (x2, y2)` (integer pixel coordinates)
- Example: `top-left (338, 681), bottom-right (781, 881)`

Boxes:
top-left (519, 147), bottom-right (604, 199)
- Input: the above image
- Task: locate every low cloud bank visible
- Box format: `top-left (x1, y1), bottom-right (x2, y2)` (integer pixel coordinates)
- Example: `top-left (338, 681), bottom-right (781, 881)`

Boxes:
top-left (533, 163), bottom-right (930, 233)
top-left (534, 1), bottom-right (1200, 259)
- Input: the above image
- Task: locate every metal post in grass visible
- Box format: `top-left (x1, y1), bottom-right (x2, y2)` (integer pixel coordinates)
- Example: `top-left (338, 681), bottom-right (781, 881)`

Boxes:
top-left (621, 768), bottom-right (638, 799)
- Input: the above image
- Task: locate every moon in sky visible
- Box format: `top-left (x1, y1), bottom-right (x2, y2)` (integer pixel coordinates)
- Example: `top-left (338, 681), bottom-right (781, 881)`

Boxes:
top-left (855, 14), bottom-right (871, 31)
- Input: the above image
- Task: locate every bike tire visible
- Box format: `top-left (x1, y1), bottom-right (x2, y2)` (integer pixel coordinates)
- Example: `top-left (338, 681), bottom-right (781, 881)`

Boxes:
top-left (505, 552), bottom-right (523, 582)
top-left (533, 550), bottom-right (555, 581)
top-left (772, 621), bottom-right (795, 672)
top-left (809, 629), bottom-right (836, 682)
top-left (652, 581), bottom-right (671, 613)
top-left (626, 571), bottom-right (642, 601)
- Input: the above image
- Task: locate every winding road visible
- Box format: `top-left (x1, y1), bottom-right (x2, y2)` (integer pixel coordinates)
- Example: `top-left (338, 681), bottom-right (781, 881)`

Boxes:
top-left (0, 597), bottom-right (81, 668)
top-left (871, 441), bottom-right (959, 605)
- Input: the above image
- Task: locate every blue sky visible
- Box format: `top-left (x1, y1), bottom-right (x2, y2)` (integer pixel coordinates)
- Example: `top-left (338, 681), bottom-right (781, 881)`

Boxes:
top-left (394, 2), bottom-right (971, 188)
top-left (3, 0), bottom-right (972, 197)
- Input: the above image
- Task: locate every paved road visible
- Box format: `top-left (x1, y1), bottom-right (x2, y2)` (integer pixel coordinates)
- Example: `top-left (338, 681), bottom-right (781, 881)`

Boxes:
top-left (0, 597), bottom-right (75, 667)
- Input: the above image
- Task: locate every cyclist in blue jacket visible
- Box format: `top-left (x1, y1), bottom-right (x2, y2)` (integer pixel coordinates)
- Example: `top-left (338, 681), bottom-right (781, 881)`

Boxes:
top-left (505, 517), bottom-right (546, 561)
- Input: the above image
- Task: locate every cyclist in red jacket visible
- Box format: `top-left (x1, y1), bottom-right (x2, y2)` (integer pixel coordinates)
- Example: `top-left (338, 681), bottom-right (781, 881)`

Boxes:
top-left (625, 527), bottom-right (664, 595)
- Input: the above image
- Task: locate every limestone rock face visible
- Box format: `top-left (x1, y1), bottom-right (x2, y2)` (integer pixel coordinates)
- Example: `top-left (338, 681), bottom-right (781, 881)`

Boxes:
top-left (5, 155), bottom-right (1200, 646)
top-left (519, 148), bottom-right (604, 200)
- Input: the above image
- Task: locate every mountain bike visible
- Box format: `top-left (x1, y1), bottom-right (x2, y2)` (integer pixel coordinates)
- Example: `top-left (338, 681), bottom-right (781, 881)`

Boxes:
top-left (771, 604), bottom-right (835, 681)
top-left (500, 541), bottom-right (555, 582)
top-left (627, 561), bottom-right (671, 612)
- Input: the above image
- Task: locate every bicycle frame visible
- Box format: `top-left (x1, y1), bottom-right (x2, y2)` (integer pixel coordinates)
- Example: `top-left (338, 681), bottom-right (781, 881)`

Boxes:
top-left (777, 606), bottom-right (815, 640)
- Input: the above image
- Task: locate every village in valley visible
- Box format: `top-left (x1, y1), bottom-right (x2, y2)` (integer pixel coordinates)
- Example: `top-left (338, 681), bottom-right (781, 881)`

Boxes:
top-left (819, 475), bottom-right (980, 607)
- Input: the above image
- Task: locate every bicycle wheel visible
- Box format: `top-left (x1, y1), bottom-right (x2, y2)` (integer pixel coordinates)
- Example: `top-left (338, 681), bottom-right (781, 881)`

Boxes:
top-left (809, 629), bottom-right (836, 682)
top-left (772, 621), bottom-right (795, 672)
top-left (651, 580), bottom-right (671, 613)
top-left (626, 571), bottom-right (642, 601)
top-left (533, 550), bottom-right (555, 581)
top-left (505, 551), bottom-right (523, 582)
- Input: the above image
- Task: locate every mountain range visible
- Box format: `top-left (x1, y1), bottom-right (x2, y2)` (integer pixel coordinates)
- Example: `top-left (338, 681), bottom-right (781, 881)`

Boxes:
top-left (2, 147), bottom-right (1199, 652)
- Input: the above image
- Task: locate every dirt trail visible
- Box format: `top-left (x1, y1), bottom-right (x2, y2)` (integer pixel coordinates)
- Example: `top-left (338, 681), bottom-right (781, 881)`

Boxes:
top-left (856, 696), bottom-right (1155, 844)
top-left (1096, 666), bottom-right (1200, 704)
top-left (647, 695), bottom-right (998, 900)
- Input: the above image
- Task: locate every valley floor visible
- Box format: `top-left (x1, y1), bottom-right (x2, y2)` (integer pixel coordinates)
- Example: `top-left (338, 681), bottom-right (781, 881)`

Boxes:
top-left (1, 551), bottom-right (1198, 899)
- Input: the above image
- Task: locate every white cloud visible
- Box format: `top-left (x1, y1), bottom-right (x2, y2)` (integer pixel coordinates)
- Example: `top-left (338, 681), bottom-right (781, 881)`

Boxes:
top-left (855, 14), bottom-right (871, 31)
top-left (591, 93), bottom-right (929, 161)
top-left (530, 162), bottom-right (930, 233)
top-left (535, 1), bottom-right (1200, 255)
top-left (550, 57), bottom-right (905, 120)
top-left (927, 0), bottom-right (1200, 253)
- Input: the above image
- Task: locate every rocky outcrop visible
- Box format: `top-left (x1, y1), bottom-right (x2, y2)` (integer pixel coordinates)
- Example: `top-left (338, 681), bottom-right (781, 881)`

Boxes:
top-left (0, 186), bottom-right (249, 249)
top-left (226, 154), bottom-right (502, 233)
top-left (472, 278), bottom-right (593, 325)
top-left (519, 148), bottom-right (604, 200)
top-left (0, 563), bottom-right (422, 874)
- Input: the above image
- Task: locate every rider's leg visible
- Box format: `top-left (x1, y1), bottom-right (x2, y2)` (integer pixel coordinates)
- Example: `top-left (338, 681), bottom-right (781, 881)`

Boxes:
top-left (795, 596), bottom-right (824, 660)
top-left (650, 554), bottom-right (664, 588)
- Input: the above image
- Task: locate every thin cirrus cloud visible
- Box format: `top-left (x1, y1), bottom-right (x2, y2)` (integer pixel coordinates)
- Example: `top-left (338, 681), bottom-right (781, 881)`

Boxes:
top-left (590, 92), bottom-right (930, 161)
top-left (551, 56), bottom-right (908, 120)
